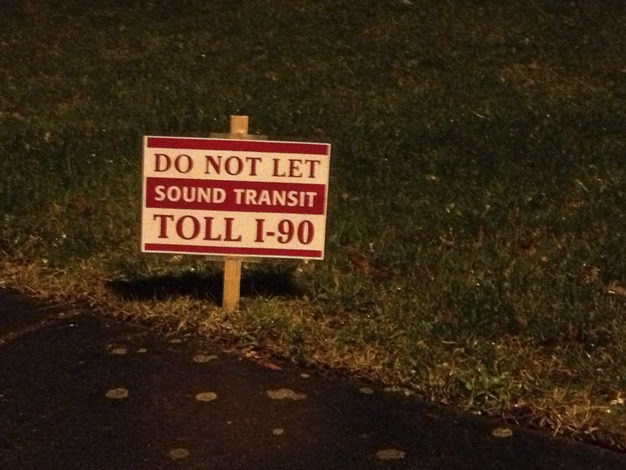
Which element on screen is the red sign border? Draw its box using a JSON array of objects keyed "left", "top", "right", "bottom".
[
  {"left": 146, "top": 136, "right": 330, "bottom": 156},
  {"left": 143, "top": 243, "right": 322, "bottom": 259},
  {"left": 142, "top": 136, "right": 330, "bottom": 260}
]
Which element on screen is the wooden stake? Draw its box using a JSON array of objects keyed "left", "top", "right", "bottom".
[
  {"left": 230, "top": 115, "right": 249, "bottom": 138},
  {"left": 223, "top": 255, "right": 242, "bottom": 313},
  {"left": 221, "top": 116, "right": 248, "bottom": 312}
]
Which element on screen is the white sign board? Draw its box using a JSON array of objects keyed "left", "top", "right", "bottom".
[{"left": 141, "top": 136, "right": 331, "bottom": 259}]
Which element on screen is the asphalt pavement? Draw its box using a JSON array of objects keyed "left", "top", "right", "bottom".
[{"left": 1, "top": 290, "right": 625, "bottom": 469}]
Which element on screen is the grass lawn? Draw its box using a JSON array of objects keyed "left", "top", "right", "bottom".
[{"left": 1, "top": 0, "right": 625, "bottom": 450}]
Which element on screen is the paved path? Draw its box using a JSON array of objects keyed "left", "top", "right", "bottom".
[{"left": 1, "top": 290, "right": 625, "bottom": 469}]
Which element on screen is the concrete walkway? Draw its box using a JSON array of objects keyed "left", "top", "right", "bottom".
[{"left": 1, "top": 290, "right": 625, "bottom": 469}]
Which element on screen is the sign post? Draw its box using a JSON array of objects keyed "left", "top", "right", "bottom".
[
  {"left": 222, "top": 116, "right": 247, "bottom": 312},
  {"left": 141, "top": 116, "right": 331, "bottom": 313}
]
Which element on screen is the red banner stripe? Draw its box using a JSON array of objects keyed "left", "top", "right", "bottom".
[{"left": 145, "top": 177, "right": 326, "bottom": 215}]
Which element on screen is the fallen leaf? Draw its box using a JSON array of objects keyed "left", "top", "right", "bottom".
[
  {"left": 245, "top": 351, "right": 282, "bottom": 370},
  {"left": 106, "top": 388, "right": 129, "bottom": 399},
  {"left": 168, "top": 448, "right": 190, "bottom": 460},
  {"left": 266, "top": 388, "right": 307, "bottom": 400},
  {"left": 48, "top": 202, "right": 64, "bottom": 216},
  {"left": 376, "top": 448, "right": 406, "bottom": 460},
  {"left": 193, "top": 354, "right": 217, "bottom": 363},
  {"left": 69, "top": 196, "right": 93, "bottom": 216},
  {"left": 492, "top": 427, "right": 514, "bottom": 438},
  {"left": 272, "top": 428, "right": 284, "bottom": 436},
  {"left": 257, "top": 358, "right": 282, "bottom": 370},
  {"left": 195, "top": 392, "right": 218, "bottom": 402},
  {"left": 607, "top": 281, "right": 626, "bottom": 297},
  {"left": 580, "top": 265, "right": 600, "bottom": 285},
  {"left": 359, "top": 387, "right": 374, "bottom": 395},
  {"left": 344, "top": 245, "right": 391, "bottom": 280},
  {"left": 109, "top": 347, "right": 128, "bottom": 355}
]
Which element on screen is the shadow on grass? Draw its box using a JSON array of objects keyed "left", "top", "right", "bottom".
[{"left": 106, "top": 267, "right": 305, "bottom": 305}]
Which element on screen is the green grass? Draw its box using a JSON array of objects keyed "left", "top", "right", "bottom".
[{"left": 1, "top": 0, "right": 625, "bottom": 449}]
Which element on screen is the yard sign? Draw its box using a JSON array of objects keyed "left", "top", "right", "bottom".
[{"left": 141, "top": 134, "right": 331, "bottom": 260}]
